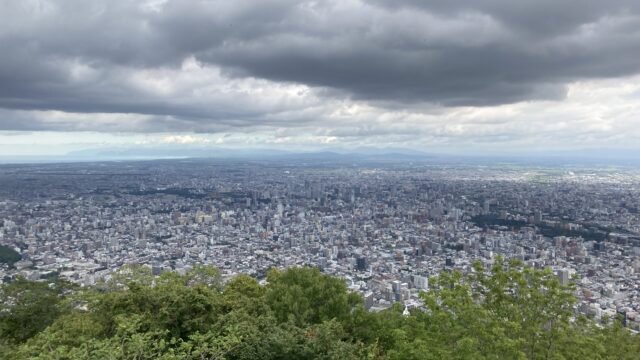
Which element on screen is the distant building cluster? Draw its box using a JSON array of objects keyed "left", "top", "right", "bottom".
[{"left": 1, "top": 159, "right": 639, "bottom": 329}]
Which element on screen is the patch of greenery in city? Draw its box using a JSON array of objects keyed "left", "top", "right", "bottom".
[
  {"left": 129, "top": 188, "right": 207, "bottom": 199},
  {"left": 0, "top": 245, "right": 21, "bottom": 266},
  {"left": 538, "top": 225, "right": 608, "bottom": 242},
  {"left": 471, "top": 215, "right": 609, "bottom": 241},
  {"left": 152, "top": 234, "right": 174, "bottom": 242},
  {"left": 0, "top": 260, "right": 638, "bottom": 359},
  {"left": 471, "top": 215, "right": 528, "bottom": 229},
  {"left": 444, "top": 243, "right": 465, "bottom": 252}
]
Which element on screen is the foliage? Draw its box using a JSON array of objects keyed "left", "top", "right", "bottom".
[
  {"left": 0, "top": 278, "right": 75, "bottom": 344},
  {"left": 0, "top": 264, "right": 637, "bottom": 359},
  {"left": 265, "top": 267, "right": 362, "bottom": 326},
  {"left": 0, "top": 244, "right": 21, "bottom": 266}
]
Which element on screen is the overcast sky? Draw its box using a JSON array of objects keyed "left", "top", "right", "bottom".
[{"left": 1, "top": 0, "right": 640, "bottom": 157}]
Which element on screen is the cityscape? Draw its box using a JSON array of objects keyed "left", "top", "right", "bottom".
[
  {"left": 1, "top": 156, "right": 638, "bottom": 330},
  {"left": 2, "top": 0, "right": 640, "bottom": 357}
]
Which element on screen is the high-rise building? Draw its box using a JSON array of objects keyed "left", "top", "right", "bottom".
[
  {"left": 356, "top": 256, "right": 367, "bottom": 271},
  {"left": 413, "top": 275, "right": 429, "bottom": 290},
  {"left": 558, "top": 269, "right": 570, "bottom": 286},
  {"left": 534, "top": 210, "right": 543, "bottom": 223},
  {"left": 446, "top": 257, "right": 454, "bottom": 267}
]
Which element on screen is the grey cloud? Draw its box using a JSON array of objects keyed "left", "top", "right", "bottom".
[
  {"left": 367, "top": 1, "right": 640, "bottom": 37},
  {"left": 201, "top": 0, "right": 640, "bottom": 105},
  {"left": 1, "top": 0, "right": 640, "bottom": 132}
]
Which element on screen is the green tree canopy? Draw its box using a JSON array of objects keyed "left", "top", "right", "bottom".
[
  {"left": 0, "top": 245, "right": 21, "bottom": 266},
  {"left": 0, "top": 264, "right": 637, "bottom": 359},
  {"left": 265, "top": 267, "right": 362, "bottom": 327}
]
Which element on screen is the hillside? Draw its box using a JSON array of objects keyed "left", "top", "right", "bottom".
[{"left": 0, "top": 259, "right": 638, "bottom": 359}]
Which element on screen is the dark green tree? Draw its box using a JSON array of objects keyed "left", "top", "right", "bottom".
[
  {"left": 265, "top": 267, "right": 362, "bottom": 327},
  {"left": 0, "top": 278, "right": 74, "bottom": 344},
  {"left": 2, "top": 263, "right": 639, "bottom": 360}
]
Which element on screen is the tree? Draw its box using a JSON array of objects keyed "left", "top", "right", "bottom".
[
  {"left": 0, "top": 278, "right": 74, "bottom": 345},
  {"left": 265, "top": 267, "right": 362, "bottom": 327},
  {"left": 0, "top": 245, "right": 21, "bottom": 266},
  {"left": 3, "top": 264, "right": 639, "bottom": 359},
  {"left": 414, "top": 257, "right": 578, "bottom": 359}
]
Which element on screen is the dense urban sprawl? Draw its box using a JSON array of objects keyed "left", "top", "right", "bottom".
[{"left": 1, "top": 158, "right": 639, "bottom": 330}]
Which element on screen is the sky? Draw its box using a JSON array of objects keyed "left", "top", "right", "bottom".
[{"left": 1, "top": 0, "right": 640, "bottom": 158}]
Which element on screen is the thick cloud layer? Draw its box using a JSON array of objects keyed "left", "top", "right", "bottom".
[{"left": 0, "top": 0, "right": 639, "bottom": 145}]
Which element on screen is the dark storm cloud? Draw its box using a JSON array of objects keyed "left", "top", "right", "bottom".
[
  {"left": 200, "top": 0, "right": 640, "bottom": 105},
  {"left": 367, "top": 1, "right": 639, "bottom": 37},
  {"left": 1, "top": 0, "right": 640, "bottom": 131}
]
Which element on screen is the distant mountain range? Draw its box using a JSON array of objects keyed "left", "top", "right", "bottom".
[{"left": 1, "top": 146, "right": 638, "bottom": 166}]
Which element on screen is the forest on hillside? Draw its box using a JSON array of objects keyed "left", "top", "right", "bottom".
[{"left": 1, "top": 258, "right": 638, "bottom": 360}]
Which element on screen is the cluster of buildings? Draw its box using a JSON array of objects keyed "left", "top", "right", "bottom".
[{"left": 0, "top": 159, "right": 639, "bottom": 329}]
